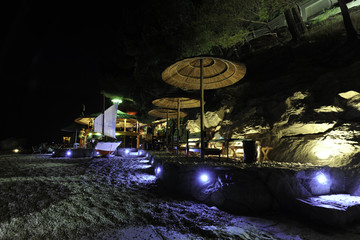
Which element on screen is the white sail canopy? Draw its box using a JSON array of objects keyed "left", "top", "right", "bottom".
[
  {"left": 93, "top": 103, "right": 118, "bottom": 138},
  {"left": 94, "top": 113, "right": 103, "bottom": 134}
]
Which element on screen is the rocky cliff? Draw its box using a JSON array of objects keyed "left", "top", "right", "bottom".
[{"left": 185, "top": 43, "right": 360, "bottom": 167}]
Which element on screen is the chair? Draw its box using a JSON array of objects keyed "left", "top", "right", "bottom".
[{"left": 32, "top": 145, "right": 42, "bottom": 154}]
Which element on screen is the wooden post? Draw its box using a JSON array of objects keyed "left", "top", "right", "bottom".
[
  {"left": 200, "top": 58, "right": 205, "bottom": 161},
  {"left": 177, "top": 98, "right": 180, "bottom": 154},
  {"left": 338, "top": 0, "right": 358, "bottom": 41},
  {"left": 226, "top": 140, "right": 229, "bottom": 160},
  {"left": 123, "top": 119, "right": 126, "bottom": 147},
  {"left": 102, "top": 93, "right": 105, "bottom": 139},
  {"left": 166, "top": 110, "right": 169, "bottom": 150},
  {"left": 136, "top": 121, "right": 139, "bottom": 148},
  {"left": 186, "top": 130, "right": 189, "bottom": 158}
]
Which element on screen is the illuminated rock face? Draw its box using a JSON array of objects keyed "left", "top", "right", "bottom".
[
  {"left": 271, "top": 90, "right": 360, "bottom": 166},
  {"left": 186, "top": 106, "right": 228, "bottom": 133},
  {"left": 185, "top": 61, "right": 360, "bottom": 166}
]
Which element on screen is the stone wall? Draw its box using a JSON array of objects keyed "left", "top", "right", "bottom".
[{"left": 149, "top": 152, "right": 360, "bottom": 207}]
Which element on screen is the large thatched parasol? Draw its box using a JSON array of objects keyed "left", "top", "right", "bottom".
[
  {"left": 162, "top": 57, "right": 246, "bottom": 159},
  {"left": 152, "top": 97, "right": 200, "bottom": 152}
]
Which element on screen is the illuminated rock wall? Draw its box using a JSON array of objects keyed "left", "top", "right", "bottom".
[{"left": 185, "top": 61, "right": 360, "bottom": 166}]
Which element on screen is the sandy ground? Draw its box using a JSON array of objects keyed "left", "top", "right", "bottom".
[{"left": 1, "top": 154, "right": 360, "bottom": 239}]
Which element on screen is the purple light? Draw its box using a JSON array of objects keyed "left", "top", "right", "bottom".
[
  {"left": 66, "top": 150, "right": 72, "bottom": 156},
  {"left": 316, "top": 173, "right": 328, "bottom": 185},
  {"left": 125, "top": 149, "right": 130, "bottom": 154},
  {"left": 155, "top": 166, "right": 162, "bottom": 177},
  {"left": 199, "top": 173, "right": 210, "bottom": 184}
]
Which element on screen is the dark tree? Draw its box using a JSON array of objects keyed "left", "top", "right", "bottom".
[
  {"left": 338, "top": 0, "right": 358, "bottom": 42},
  {"left": 284, "top": 4, "right": 307, "bottom": 42}
]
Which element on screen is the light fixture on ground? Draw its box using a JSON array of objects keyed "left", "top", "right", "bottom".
[
  {"left": 155, "top": 166, "right": 162, "bottom": 177},
  {"left": 66, "top": 150, "right": 72, "bottom": 157},
  {"left": 198, "top": 171, "right": 211, "bottom": 184},
  {"left": 316, "top": 172, "right": 328, "bottom": 185}
]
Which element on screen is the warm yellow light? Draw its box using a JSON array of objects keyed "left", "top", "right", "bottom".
[
  {"left": 13, "top": 149, "right": 20, "bottom": 153},
  {"left": 235, "top": 149, "right": 244, "bottom": 154},
  {"left": 338, "top": 90, "right": 359, "bottom": 99},
  {"left": 313, "top": 138, "right": 355, "bottom": 160},
  {"left": 316, "top": 150, "right": 331, "bottom": 160}
]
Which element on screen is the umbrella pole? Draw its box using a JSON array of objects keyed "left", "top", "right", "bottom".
[
  {"left": 74, "top": 129, "right": 78, "bottom": 148},
  {"left": 177, "top": 98, "right": 180, "bottom": 155},
  {"left": 200, "top": 58, "right": 205, "bottom": 161},
  {"left": 166, "top": 110, "right": 169, "bottom": 151}
]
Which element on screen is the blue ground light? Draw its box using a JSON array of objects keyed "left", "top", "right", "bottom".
[{"left": 316, "top": 172, "right": 328, "bottom": 185}]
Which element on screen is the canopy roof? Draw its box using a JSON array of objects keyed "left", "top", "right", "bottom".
[
  {"left": 162, "top": 57, "right": 246, "bottom": 90},
  {"left": 148, "top": 108, "right": 187, "bottom": 119},
  {"left": 152, "top": 97, "right": 200, "bottom": 109},
  {"left": 75, "top": 110, "right": 137, "bottom": 126}
]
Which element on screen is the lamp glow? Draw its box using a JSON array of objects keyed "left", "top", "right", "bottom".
[
  {"left": 199, "top": 172, "right": 211, "bottom": 184},
  {"left": 111, "top": 98, "right": 123, "bottom": 104},
  {"left": 66, "top": 150, "right": 72, "bottom": 156},
  {"left": 200, "top": 174, "right": 209, "bottom": 182},
  {"left": 155, "top": 166, "right": 162, "bottom": 177},
  {"left": 316, "top": 173, "right": 328, "bottom": 185},
  {"left": 316, "top": 150, "right": 331, "bottom": 160}
]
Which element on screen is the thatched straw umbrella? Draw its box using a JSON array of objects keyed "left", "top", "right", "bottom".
[
  {"left": 162, "top": 57, "right": 246, "bottom": 160},
  {"left": 152, "top": 97, "right": 200, "bottom": 152}
]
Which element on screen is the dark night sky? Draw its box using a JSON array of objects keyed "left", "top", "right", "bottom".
[{"left": 0, "top": 2, "right": 143, "bottom": 146}]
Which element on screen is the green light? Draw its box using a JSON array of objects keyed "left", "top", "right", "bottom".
[{"left": 111, "top": 98, "right": 123, "bottom": 104}]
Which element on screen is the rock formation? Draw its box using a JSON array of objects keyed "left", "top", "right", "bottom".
[{"left": 185, "top": 61, "right": 360, "bottom": 167}]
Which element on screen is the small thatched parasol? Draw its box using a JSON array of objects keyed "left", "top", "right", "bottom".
[
  {"left": 75, "top": 110, "right": 136, "bottom": 125},
  {"left": 149, "top": 108, "right": 187, "bottom": 148},
  {"left": 148, "top": 108, "right": 187, "bottom": 119},
  {"left": 152, "top": 97, "right": 200, "bottom": 152},
  {"left": 152, "top": 97, "right": 200, "bottom": 109},
  {"left": 162, "top": 57, "right": 246, "bottom": 160}
]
